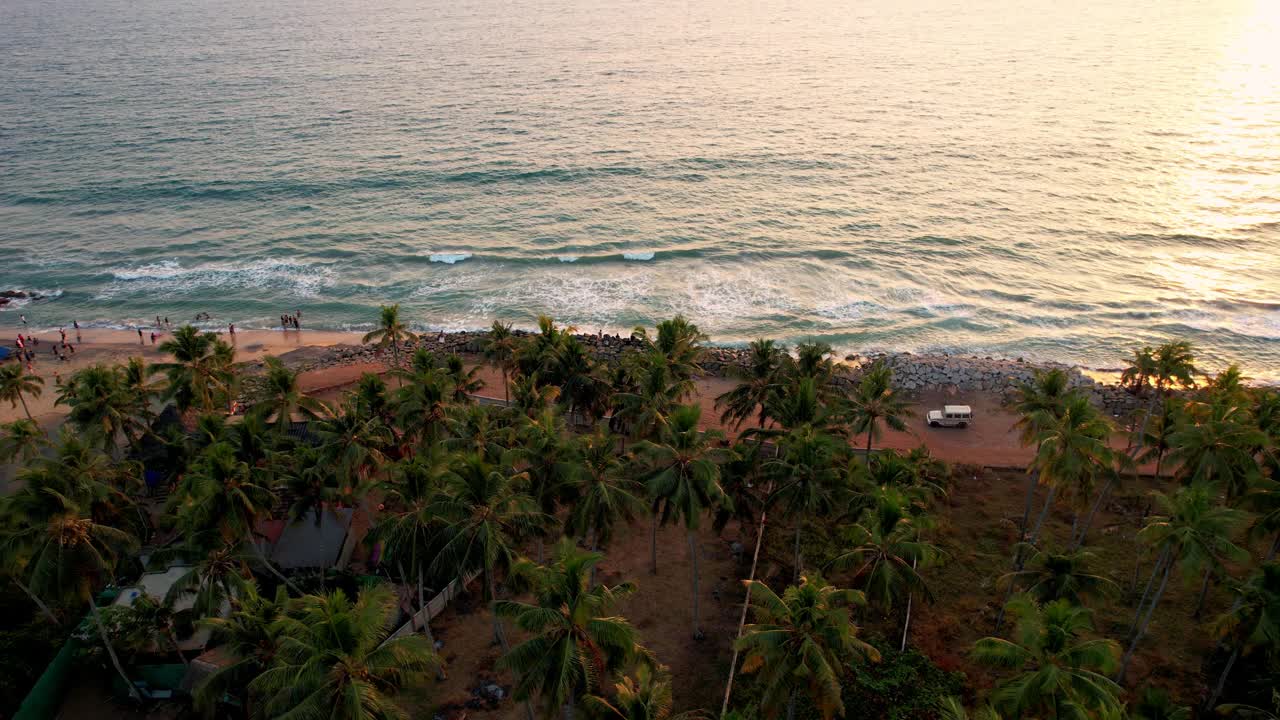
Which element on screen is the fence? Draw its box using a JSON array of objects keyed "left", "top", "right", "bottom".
[{"left": 384, "top": 570, "right": 481, "bottom": 642}]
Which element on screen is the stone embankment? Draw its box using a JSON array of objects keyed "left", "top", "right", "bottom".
[{"left": 307, "top": 331, "right": 1143, "bottom": 417}]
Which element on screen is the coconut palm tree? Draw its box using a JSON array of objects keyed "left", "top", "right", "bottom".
[
  {"left": 972, "top": 596, "right": 1122, "bottom": 718},
  {"left": 484, "top": 321, "right": 519, "bottom": 404},
  {"left": 172, "top": 442, "right": 300, "bottom": 593},
  {"left": 194, "top": 580, "right": 290, "bottom": 713},
  {"left": 252, "top": 584, "right": 439, "bottom": 720},
  {"left": 631, "top": 315, "right": 707, "bottom": 383},
  {"left": 56, "top": 364, "right": 144, "bottom": 453},
  {"left": 1119, "top": 483, "right": 1248, "bottom": 682},
  {"left": 1242, "top": 477, "right": 1280, "bottom": 562},
  {"left": 998, "top": 546, "right": 1117, "bottom": 606},
  {"left": 496, "top": 540, "right": 649, "bottom": 720},
  {"left": 565, "top": 430, "right": 646, "bottom": 566},
  {"left": 717, "top": 339, "right": 788, "bottom": 430},
  {"left": 513, "top": 372, "right": 562, "bottom": 419},
  {"left": 584, "top": 664, "right": 707, "bottom": 720},
  {"left": 514, "top": 408, "right": 577, "bottom": 562},
  {"left": 792, "top": 342, "right": 837, "bottom": 388},
  {"left": 735, "top": 575, "right": 879, "bottom": 720},
  {"left": 0, "top": 418, "right": 48, "bottom": 464},
  {"left": 1168, "top": 398, "right": 1264, "bottom": 500},
  {"left": 427, "top": 453, "right": 544, "bottom": 650},
  {"left": 555, "top": 339, "right": 611, "bottom": 422},
  {"left": 1206, "top": 562, "right": 1280, "bottom": 709},
  {"left": 440, "top": 353, "right": 484, "bottom": 403},
  {"left": 313, "top": 402, "right": 393, "bottom": 489},
  {"left": 156, "top": 325, "right": 236, "bottom": 413},
  {"left": 764, "top": 424, "right": 841, "bottom": 580},
  {"left": 614, "top": 355, "right": 695, "bottom": 442},
  {"left": 249, "top": 356, "right": 330, "bottom": 429},
  {"left": 845, "top": 361, "right": 911, "bottom": 466},
  {"left": 829, "top": 488, "right": 939, "bottom": 648},
  {"left": 395, "top": 366, "right": 452, "bottom": 445},
  {"left": 363, "top": 304, "right": 418, "bottom": 369},
  {"left": 112, "top": 592, "right": 189, "bottom": 665},
  {"left": 6, "top": 495, "right": 141, "bottom": 698},
  {"left": 1009, "top": 369, "right": 1073, "bottom": 541},
  {"left": 634, "top": 404, "right": 727, "bottom": 638},
  {"left": 444, "top": 403, "right": 515, "bottom": 463},
  {"left": 1121, "top": 346, "right": 1157, "bottom": 398},
  {"left": 0, "top": 361, "right": 43, "bottom": 421},
  {"left": 1027, "top": 393, "right": 1116, "bottom": 548},
  {"left": 166, "top": 541, "right": 253, "bottom": 619},
  {"left": 1132, "top": 686, "right": 1191, "bottom": 720}
]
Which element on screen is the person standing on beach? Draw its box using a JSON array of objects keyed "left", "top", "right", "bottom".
[
  {"left": 150, "top": 332, "right": 157, "bottom": 345},
  {"left": 137, "top": 328, "right": 144, "bottom": 343},
  {"left": 59, "top": 328, "right": 66, "bottom": 344},
  {"left": 229, "top": 323, "right": 236, "bottom": 338},
  {"left": 294, "top": 312, "right": 301, "bottom": 330},
  {"left": 19, "top": 314, "right": 26, "bottom": 326}
]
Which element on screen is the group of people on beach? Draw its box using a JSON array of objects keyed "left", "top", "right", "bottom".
[
  {"left": 281, "top": 310, "right": 302, "bottom": 330},
  {"left": 12, "top": 321, "right": 83, "bottom": 375}
]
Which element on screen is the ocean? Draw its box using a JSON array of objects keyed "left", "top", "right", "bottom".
[{"left": 2, "top": 0, "right": 1278, "bottom": 377}]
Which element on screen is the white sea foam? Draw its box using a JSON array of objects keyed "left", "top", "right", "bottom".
[
  {"left": 557, "top": 255, "right": 579, "bottom": 263},
  {"left": 99, "top": 259, "right": 334, "bottom": 299},
  {"left": 623, "top": 251, "right": 655, "bottom": 261},
  {"left": 428, "top": 253, "right": 473, "bottom": 264}
]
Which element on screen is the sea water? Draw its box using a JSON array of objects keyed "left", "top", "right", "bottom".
[{"left": 1, "top": 0, "right": 1278, "bottom": 377}]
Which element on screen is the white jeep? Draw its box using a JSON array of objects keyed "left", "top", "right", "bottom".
[{"left": 927, "top": 404, "right": 972, "bottom": 428}]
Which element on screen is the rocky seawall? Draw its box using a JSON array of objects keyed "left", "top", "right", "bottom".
[{"left": 308, "top": 330, "right": 1144, "bottom": 417}]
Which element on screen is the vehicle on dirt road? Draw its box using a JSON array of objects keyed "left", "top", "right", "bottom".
[{"left": 927, "top": 404, "right": 972, "bottom": 428}]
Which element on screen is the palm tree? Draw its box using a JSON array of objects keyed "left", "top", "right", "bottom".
[
  {"left": 6, "top": 495, "right": 141, "bottom": 698},
  {"left": 765, "top": 425, "right": 841, "bottom": 580},
  {"left": 252, "top": 584, "right": 439, "bottom": 720},
  {"left": 1030, "top": 393, "right": 1116, "bottom": 548},
  {"left": 313, "top": 404, "right": 392, "bottom": 489},
  {"left": 1009, "top": 369, "right": 1073, "bottom": 542},
  {"left": 496, "top": 540, "right": 649, "bottom": 720},
  {"left": 998, "top": 546, "right": 1117, "bottom": 606},
  {"left": 736, "top": 575, "right": 879, "bottom": 720},
  {"left": 156, "top": 325, "right": 236, "bottom": 413},
  {"left": 427, "top": 453, "right": 544, "bottom": 650},
  {"left": 793, "top": 341, "right": 836, "bottom": 388},
  {"left": 514, "top": 408, "right": 577, "bottom": 562},
  {"left": 566, "top": 430, "right": 646, "bottom": 571},
  {"left": 0, "top": 361, "right": 43, "bottom": 421},
  {"left": 717, "top": 339, "right": 788, "bottom": 430},
  {"left": 484, "top": 321, "right": 519, "bottom": 404},
  {"left": 513, "top": 372, "right": 562, "bottom": 418},
  {"left": 634, "top": 404, "right": 727, "bottom": 638},
  {"left": 443, "top": 353, "right": 484, "bottom": 403},
  {"left": 56, "top": 364, "right": 144, "bottom": 453},
  {"left": 1119, "top": 483, "right": 1248, "bottom": 682},
  {"left": 845, "top": 361, "right": 911, "bottom": 466},
  {"left": 363, "top": 304, "right": 418, "bottom": 369},
  {"left": 829, "top": 488, "right": 939, "bottom": 648},
  {"left": 518, "top": 315, "right": 573, "bottom": 380},
  {"left": 1168, "top": 398, "right": 1264, "bottom": 500},
  {"left": 114, "top": 593, "right": 189, "bottom": 665},
  {"left": 1120, "top": 346, "right": 1157, "bottom": 398},
  {"left": 172, "top": 442, "right": 300, "bottom": 593},
  {"left": 0, "top": 418, "right": 48, "bottom": 464},
  {"left": 614, "top": 355, "right": 695, "bottom": 442},
  {"left": 632, "top": 315, "right": 707, "bottom": 383},
  {"left": 584, "top": 664, "right": 707, "bottom": 720},
  {"left": 194, "top": 580, "right": 290, "bottom": 713},
  {"left": 1242, "top": 477, "right": 1280, "bottom": 562},
  {"left": 556, "top": 339, "right": 611, "bottom": 422},
  {"left": 1206, "top": 562, "right": 1280, "bottom": 709},
  {"left": 972, "top": 596, "right": 1122, "bottom": 718},
  {"left": 395, "top": 366, "right": 451, "bottom": 445},
  {"left": 166, "top": 541, "right": 253, "bottom": 619},
  {"left": 249, "top": 356, "right": 330, "bottom": 429}
]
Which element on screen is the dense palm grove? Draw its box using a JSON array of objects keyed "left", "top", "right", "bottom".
[{"left": 0, "top": 308, "right": 1278, "bottom": 720}]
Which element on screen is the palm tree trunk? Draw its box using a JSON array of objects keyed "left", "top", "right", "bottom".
[
  {"left": 1154, "top": 450, "right": 1164, "bottom": 480},
  {"left": 316, "top": 509, "right": 325, "bottom": 592},
  {"left": 588, "top": 527, "right": 599, "bottom": 588},
  {"left": 487, "top": 571, "right": 509, "bottom": 652},
  {"left": 650, "top": 513, "right": 660, "bottom": 575},
  {"left": 1193, "top": 565, "right": 1213, "bottom": 619},
  {"left": 900, "top": 558, "right": 918, "bottom": 652},
  {"left": 19, "top": 393, "right": 33, "bottom": 421},
  {"left": 1130, "top": 546, "right": 1171, "bottom": 636},
  {"left": 1073, "top": 475, "right": 1115, "bottom": 549},
  {"left": 14, "top": 577, "right": 57, "bottom": 623},
  {"left": 1017, "top": 471, "right": 1039, "bottom": 540},
  {"left": 419, "top": 566, "right": 446, "bottom": 680},
  {"left": 688, "top": 529, "right": 702, "bottom": 640},
  {"left": 536, "top": 537, "right": 544, "bottom": 565},
  {"left": 1118, "top": 551, "right": 1174, "bottom": 683},
  {"left": 864, "top": 429, "right": 874, "bottom": 468},
  {"left": 1206, "top": 646, "right": 1240, "bottom": 711},
  {"left": 786, "top": 690, "right": 797, "bottom": 720},
  {"left": 1027, "top": 484, "right": 1057, "bottom": 550},
  {"left": 90, "top": 597, "right": 141, "bottom": 701},
  {"left": 563, "top": 693, "right": 575, "bottom": 720},
  {"left": 502, "top": 368, "right": 509, "bottom": 405},
  {"left": 249, "top": 538, "right": 302, "bottom": 595},
  {"left": 793, "top": 524, "right": 802, "bottom": 583},
  {"left": 1266, "top": 531, "right": 1280, "bottom": 563}
]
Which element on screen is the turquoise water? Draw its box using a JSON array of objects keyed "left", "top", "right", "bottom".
[{"left": 2, "top": 0, "right": 1278, "bottom": 376}]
